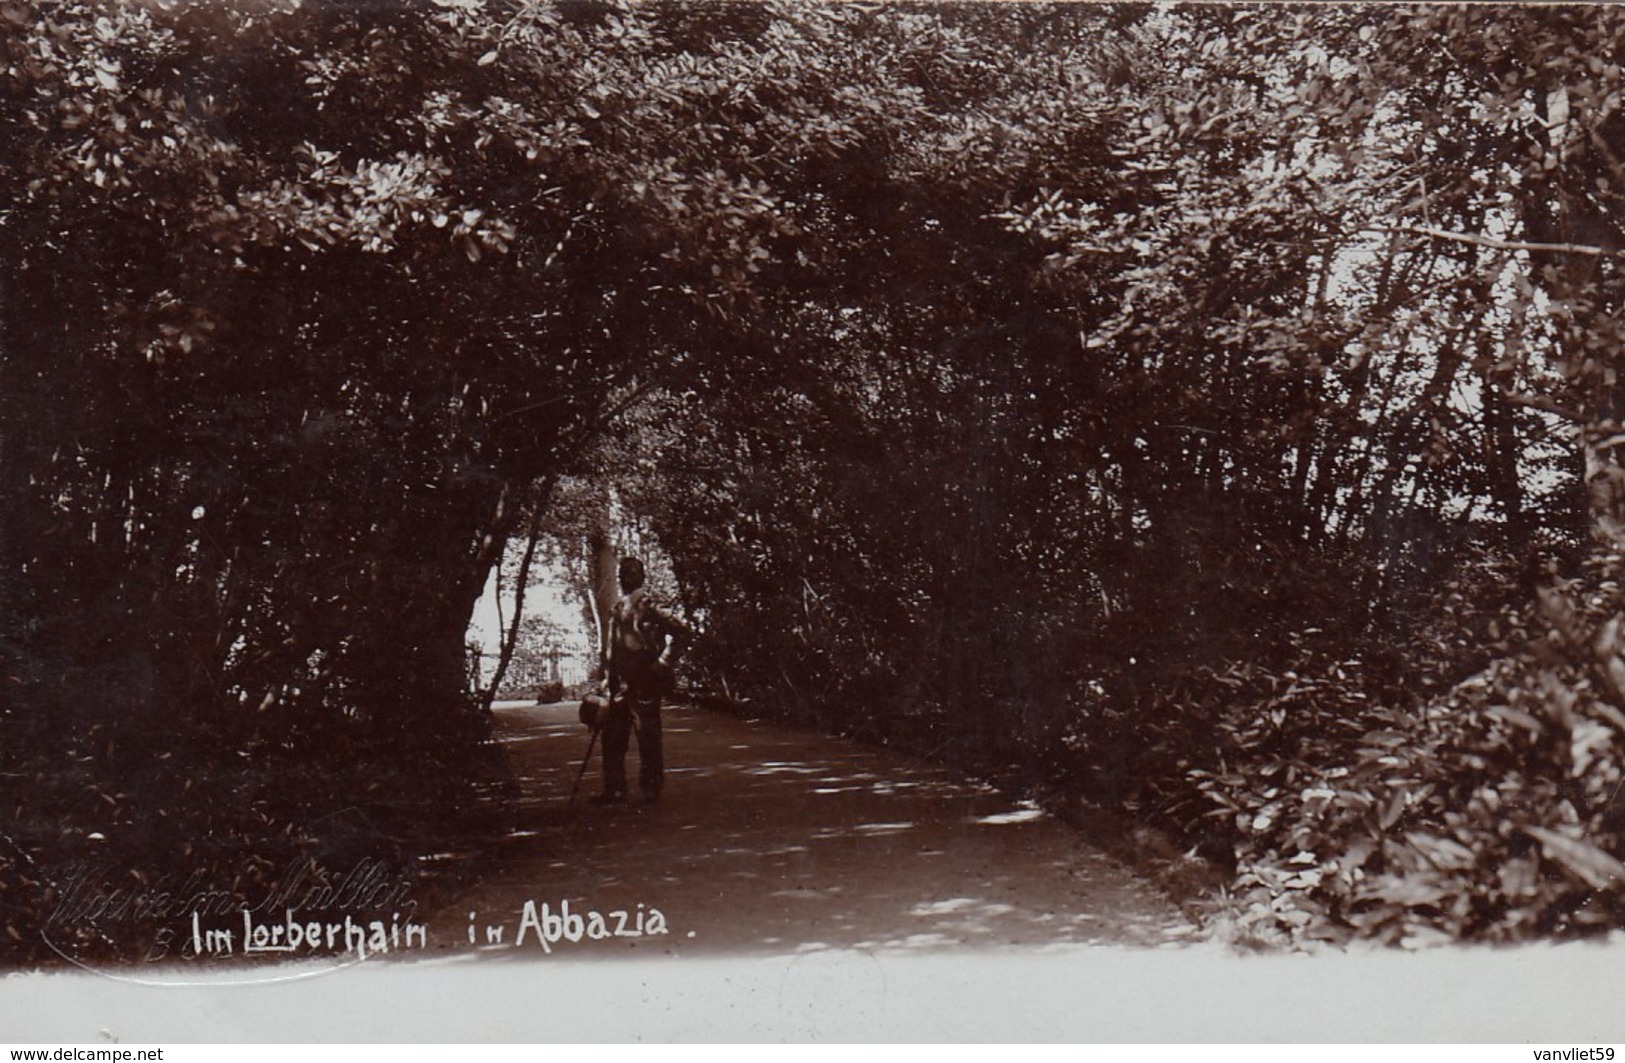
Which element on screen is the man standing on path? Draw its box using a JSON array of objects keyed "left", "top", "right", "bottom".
[{"left": 595, "top": 556, "right": 689, "bottom": 805}]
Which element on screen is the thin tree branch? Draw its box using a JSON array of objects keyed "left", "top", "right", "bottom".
[
  {"left": 1500, "top": 389, "right": 1585, "bottom": 424},
  {"left": 1372, "top": 224, "right": 1625, "bottom": 260}
]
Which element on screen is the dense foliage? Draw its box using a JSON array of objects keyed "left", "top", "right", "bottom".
[{"left": 6, "top": 1, "right": 1625, "bottom": 960}]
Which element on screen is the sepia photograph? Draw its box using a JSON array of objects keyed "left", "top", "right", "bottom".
[{"left": 5, "top": 0, "right": 1625, "bottom": 1043}]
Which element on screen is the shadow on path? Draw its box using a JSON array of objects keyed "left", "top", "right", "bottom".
[{"left": 423, "top": 700, "right": 1194, "bottom": 959}]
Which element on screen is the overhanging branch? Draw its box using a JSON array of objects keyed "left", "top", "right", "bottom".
[
  {"left": 1501, "top": 389, "right": 1584, "bottom": 423},
  {"left": 1372, "top": 224, "right": 1625, "bottom": 260}
]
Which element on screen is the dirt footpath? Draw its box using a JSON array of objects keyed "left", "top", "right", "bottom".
[{"left": 423, "top": 700, "right": 1195, "bottom": 958}]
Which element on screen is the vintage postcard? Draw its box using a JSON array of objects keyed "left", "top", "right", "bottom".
[{"left": 5, "top": 0, "right": 1625, "bottom": 1043}]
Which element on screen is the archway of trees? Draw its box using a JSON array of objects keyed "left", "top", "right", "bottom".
[{"left": 7, "top": 1, "right": 1625, "bottom": 957}]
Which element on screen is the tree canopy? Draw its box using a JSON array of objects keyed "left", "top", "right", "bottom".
[{"left": 7, "top": 1, "right": 1625, "bottom": 959}]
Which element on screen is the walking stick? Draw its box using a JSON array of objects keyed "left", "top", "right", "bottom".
[
  {"left": 569, "top": 690, "right": 612, "bottom": 806},
  {"left": 569, "top": 725, "right": 599, "bottom": 807}
]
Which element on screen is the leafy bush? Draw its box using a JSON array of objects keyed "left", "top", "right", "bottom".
[{"left": 1169, "top": 547, "right": 1625, "bottom": 946}]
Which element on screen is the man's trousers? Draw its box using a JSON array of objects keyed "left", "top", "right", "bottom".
[{"left": 600, "top": 685, "right": 663, "bottom": 799}]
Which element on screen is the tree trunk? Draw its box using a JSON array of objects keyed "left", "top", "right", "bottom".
[
  {"left": 481, "top": 514, "right": 544, "bottom": 712},
  {"left": 586, "top": 523, "right": 619, "bottom": 679}
]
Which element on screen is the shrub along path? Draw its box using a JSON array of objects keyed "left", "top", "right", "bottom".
[{"left": 421, "top": 700, "right": 1195, "bottom": 958}]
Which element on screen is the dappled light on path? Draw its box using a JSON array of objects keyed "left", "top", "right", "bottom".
[{"left": 424, "top": 701, "right": 1192, "bottom": 957}]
